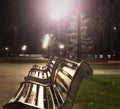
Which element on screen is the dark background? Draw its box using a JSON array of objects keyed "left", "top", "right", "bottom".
[{"left": 0, "top": 0, "right": 50, "bottom": 53}]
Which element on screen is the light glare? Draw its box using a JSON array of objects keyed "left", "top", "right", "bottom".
[
  {"left": 50, "top": 0, "right": 72, "bottom": 19},
  {"left": 59, "top": 44, "right": 65, "bottom": 49},
  {"left": 113, "top": 27, "right": 117, "bottom": 30},
  {"left": 22, "top": 45, "right": 27, "bottom": 51},
  {"left": 43, "top": 34, "right": 50, "bottom": 49},
  {"left": 5, "top": 47, "right": 9, "bottom": 51}
]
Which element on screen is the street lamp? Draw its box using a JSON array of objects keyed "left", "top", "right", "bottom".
[
  {"left": 43, "top": 34, "right": 50, "bottom": 49},
  {"left": 59, "top": 44, "right": 65, "bottom": 49},
  {"left": 113, "top": 26, "right": 117, "bottom": 30},
  {"left": 21, "top": 45, "right": 27, "bottom": 56},
  {"left": 43, "top": 34, "right": 50, "bottom": 57},
  {"left": 50, "top": 0, "right": 72, "bottom": 20},
  {"left": 50, "top": 0, "right": 72, "bottom": 57},
  {"left": 5, "top": 47, "right": 9, "bottom": 51},
  {"left": 77, "top": 3, "right": 81, "bottom": 62},
  {"left": 5, "top": 47, "right": 9, "bottom": 56},
  {"left": 59, "top": 44, "right": 65, "bottom": 57}
]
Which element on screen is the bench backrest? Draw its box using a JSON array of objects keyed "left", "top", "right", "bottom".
[
  {"left": 31, "top": 56, "right": 57, "bottom": 71},
  {"left": 28, "top": 56, "right": 60, "bottom": 79},
  {"left": 47, "top": 58, "right": 93, "bottom": 109}
]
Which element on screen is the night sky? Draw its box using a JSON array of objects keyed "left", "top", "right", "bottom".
[
  {"left": 0, "top": 0, "right": 50, "bottom": 53},
  {"left": 0, "top": 0, "right": 120, "bottom": 55}
]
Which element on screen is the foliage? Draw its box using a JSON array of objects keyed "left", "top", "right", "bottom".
[
  {"left": 89, "top": 0, "right": 120, "bottom": 59},
  {"left": 47, "top": 35, "right": 59, "bottom": 57},
  {"left": 65, "top": 0, "right": 120, "bottom": 60},
  {"left": 65, "top": 14, "right": 78, "bottom": 59},
  {"left": 65, "top": 4, "right": 95, "bottom": 60}
]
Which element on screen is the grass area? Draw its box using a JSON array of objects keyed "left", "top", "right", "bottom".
[
  {"left": 74, "top": 75, "right": 120, "bottom": 109},
  {"left": 0, "top": 57, "right": 48, "bottom": 63}
]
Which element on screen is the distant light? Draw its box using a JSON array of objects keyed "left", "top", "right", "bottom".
[
  {"left": 113, "top": 27, "right": 117, "bottom": 30},
  {"left": 43, "top": 34, "right": 50, "bottom": 49},
  {"left": 50, "top": 34, "right": 53, "bottom": 37},
  {"left": 21, "top": 45, "right": 27, "bottom": 51},
  {"left": 59, "top": 44, "right": 65, "bottom": 49},
  {"left": 5, "top": 47, "right": 9, "bottom": 51}
]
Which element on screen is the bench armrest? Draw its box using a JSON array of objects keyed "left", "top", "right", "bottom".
[{"left": 24, "top": 76, "right": 52, "bottom": 85}]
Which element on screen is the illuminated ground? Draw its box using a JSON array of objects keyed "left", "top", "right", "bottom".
[{"left": 0, "top": 63, "right": 45, "bottom": 109}]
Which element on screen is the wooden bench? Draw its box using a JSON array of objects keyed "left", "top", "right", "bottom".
[
  {"left": 30, "top": 56, "right": 59, "bottom": 73},
  {"left": 3, "top": 58, "right": 93, "bottom": 109},
  {"left": 24, "top": 56, "right": 60, "bottom": 84}
]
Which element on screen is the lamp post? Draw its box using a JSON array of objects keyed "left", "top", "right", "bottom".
[
  {"left": 76, "top": 0, "right": 82, "bottom": 62},
  {"left": 43, "top": 34, "right": 50, "bottom": 57},
  {"left": 112, "top": 26, "right": 117, "bottom": 58},
  {"left": 5, "top": 47, "right": 9, "bottom": 51},
  {"left": 21, "top": 45, "right": 27, "bottom": 56},
  {"left": 50, "top": 0, "right": 72, "bottom": 57},
  {"left": 113, "top": 26, "right": 117, "bottom": 30},
  {"left": 5, "top": 47, "right": 9, "bottom": 56},
  {"left": 59, "top": 44, "right": 65, "bottom": 57}
]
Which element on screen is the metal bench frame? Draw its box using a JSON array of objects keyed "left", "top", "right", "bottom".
[
  {"left": 3, "top": 57, "right": 93, "bottom": 109},
  {"left": 25, "top": 56, "right": 61, "bottom": 84}
]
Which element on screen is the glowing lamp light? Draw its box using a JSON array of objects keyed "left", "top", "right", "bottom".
[
  {"left": 43, "top": 34, "right": 50, "bottom": 49},
  {"left": 113, "top": 26, "right": 117, "bottom": 30},
  {"left": 22, "top": 45, "right": 27, "bottom": 51},
  {"left": 50, "top": 0, "right": 72, "bottom": 19},
  {"left": 59, "top": 44, "right": 65, "bottom": 49},
  {"left": 5, "top": 47, "right": 9, "bottom": 51}
]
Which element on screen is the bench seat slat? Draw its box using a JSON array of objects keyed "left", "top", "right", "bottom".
[
  {"left": 54, "top": 85, "right": 64, "bottom": 103},
  {"left": 25, "top": 84, "right": 37, "bottom": 105},
  {"left": 37, "top": 86, "right": 44, "bottom": 108},
  {"left": 25, "top": 57, "right": 59, "bottom": 83},
  {"left": 62, "top": 67, "right": 76, "bottom": 77},
  {"left": 18, "top": 83, "right": 31, "bottom": 103},
  {"left": 47, "top": 87, "right": 56, "bottom": 109},
  {"left": 53, "top": 85, "right": 64, "bottom": 105},
  {"left": 57, "top": 71, "right": 71, "bottom": 87}
]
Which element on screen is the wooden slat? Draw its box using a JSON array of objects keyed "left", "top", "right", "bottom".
[
  {"left": 37, "top": 86, "right": 44, "bottom": 108},
  {"left": 58, "top": 71, "right": 71, "bottom": 87},
  {"left": 18, "top": 83, "right": 31, "bottom": 102},
  {"left": 63, "top": 66, "right": 76, "bottom": 77},
  {"left": 48, "top": 87, "right": 56, "bottom": 109},
  {"left": 26, "top": 84, "right": 37, "bottom": 105}
]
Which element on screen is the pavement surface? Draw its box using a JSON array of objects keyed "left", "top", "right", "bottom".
[
  {"left": 0, "top": 63, "right": 45, "bottom": 109},
  {"left": 0, "top": 63, "right": 119, "bottom": 109},
  {"left": 94, "top": 69, "right": 120, "bottom": 75}
]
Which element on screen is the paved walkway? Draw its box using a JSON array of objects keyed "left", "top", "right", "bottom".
[
  {"left": 0, "top": 63, "right": 45, "bottom": 109},
  {"left": 94, "top": 69, "right": 120, "bottom": 75}
]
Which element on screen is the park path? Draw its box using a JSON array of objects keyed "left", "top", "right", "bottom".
[
  {"left": 0, "top": 63, "right": 45, "bottom": 109},
  {"left": 0, "top": 63, "right": 119, "bottom": 109},
  {"left": 94, "top": 69, "right": 120, "bottom": 75}
]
